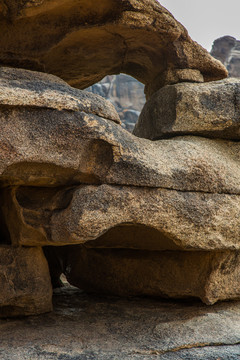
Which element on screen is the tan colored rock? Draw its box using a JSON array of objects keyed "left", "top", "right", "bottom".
[
  {"left": 65, "top": 247, "right": 240, "bottom": 305},
  {"left": 0, "top": 0, "right": 227, "bottom": 97},
  {"left": 134, "top": 79, "right": 240, "bottom": 140},
  {"left": 2, "top": 185, "right": 240, "bottom": 250},
  {"left": 0, "top": 67, "right": 239, "bottom": 308},
  {"left": 0, "top": 68, "right": 239, "bottom": 194},
  {"left": 146, "top": 69, "right": 204, "bottom": 98},
  {"left": 0, "top": 67, "right": 120, "bottom": 122},
  {"left": 0, "top": 246, "right": 52, "bottom": 317}
]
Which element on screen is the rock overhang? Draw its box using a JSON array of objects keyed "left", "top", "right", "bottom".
[{"left": 0, "top": 0, "right": 227, "bottom": 98}]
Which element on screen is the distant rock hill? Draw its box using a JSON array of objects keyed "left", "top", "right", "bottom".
[
  {"left": 211, "top": 36, "right": 240, "bottom": 78},
  {"left": 87, "top": 74, "right": 145, "bottom": 132}
]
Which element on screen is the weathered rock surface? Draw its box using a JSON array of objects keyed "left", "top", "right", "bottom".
[
  {"left": 0, "top": 288, "right": 240, "bottom": 359},
  {"left": 0, "top": 68, "right": 239, "bottom": 194},
  {"left": 65, "top": 247, "right": 240, "bottom": 304},
  {"left": 3, "top": 185, "right": 240, "bottom": 250},
  {"left": 87, "top": 74, "right": 145, "bottom": 131},
  {"left": 211, "top": 36, "right": 240, "bottom": 78},
  {"left": 0, "top": 66, "right": 239, "bottom": 310},
  {"left": 0, "top": 67, "right": 120, "bottom": 122},
  {"left": 134, "top": 79, "right": 240, "bottom": 140},
  {"left": 0, "top": 0, "right": 227, "bottom": 97},
  {"left": 0, "top": 246, "right": 52, "bottom": 317}
]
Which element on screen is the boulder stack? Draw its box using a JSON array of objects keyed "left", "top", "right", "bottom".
[
  {"left": 0, "top": 0, "right": 238, "bottom": 317},
  {"left": 0, "top": 65, "right": 239, "bottom": 315}
]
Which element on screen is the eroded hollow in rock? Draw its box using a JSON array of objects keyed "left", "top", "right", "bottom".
[
  {"left": 43, "top": 223, "right": 181, "bottom": 289},
  {"left": 85, "top": 224, "right": 182, "bottom": 251}
]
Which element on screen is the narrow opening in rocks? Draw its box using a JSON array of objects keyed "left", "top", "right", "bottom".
[
  {"left": 43, "top": 224, "right": 181, "bottom": 291},
  {"left": 86, "top": 74, "right": 145, "bottom": 132},
  {"left": 0, "top": 190, "right": 11, "bottom": 244}
]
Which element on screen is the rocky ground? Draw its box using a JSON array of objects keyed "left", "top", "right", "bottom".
[{"left": 1, "top": 285, "right": 240, "bottom": 360}]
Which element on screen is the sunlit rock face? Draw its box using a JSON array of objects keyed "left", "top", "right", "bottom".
[{"left": 211, "top": 36, "right": 240, "bottom": 78}]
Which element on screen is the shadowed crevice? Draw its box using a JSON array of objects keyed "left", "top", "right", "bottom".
[{"left": 0, "top": 189, "right": 11, "bottom": 244}]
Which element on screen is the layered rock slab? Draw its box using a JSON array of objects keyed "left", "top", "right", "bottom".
[
  {"left": 65, "top": 247, "right": 240, "bottom": 305},
  {"left": 0, "top": 68, "right": 239, "bottom": 194},
  {"left": 3, "top": 185, "right": 240, "bottom": 251},
  {"left": 0, "top": 0, "right": 227, "bottom": 97},
  {"left": 0, "top": 67, "right": 120, "bottom": 122},
  {"left": 0, "top": 246, "right": 52, "bottom": 317},
  {"left": 134, "top": 79, "right": 240, "bottom": 140}
]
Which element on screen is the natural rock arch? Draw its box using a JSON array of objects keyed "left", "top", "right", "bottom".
[{"left": 0, "top": 0, "right": 227, "bottom": 97}]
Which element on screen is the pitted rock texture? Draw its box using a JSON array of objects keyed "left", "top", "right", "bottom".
[
  {"left": 3, "top": 185, "right": 240, "bottom": 250},
  {"left": 211, "top": 36, "right": 240, "bottom": 78},
  {"left": 0, "top": 0, "right": 227, "bottom": 97},
  {"left": 0, "top": 68, "right": 239, "bottom": 193},
  {"left": 0, "top": 246, "right": 52, "bottom": 317},
  {"left": 1, "top": 113, "right": 240, "bottom": 192},
  {"left": 0, "top": 67, "right": 120, "bottom": 122},
  {"left": 134, "top": 79, "right": 240, "bottom": 140}
]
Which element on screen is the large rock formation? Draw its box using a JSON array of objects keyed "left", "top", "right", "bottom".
[
  {"left": 66, "top": 248, "right": 240, "bottom": 305},
  {"left": 211, "top": 36, "right": 240, "bottom": 78},
  {"left": 0, "top": 0, "right": 227, "bottom": 99},
  {"left": 0, "top": 66, "right": 239, "bottom": 313},
  {"left": 0, "top": 0, "right": 239, "bottom": 320}
]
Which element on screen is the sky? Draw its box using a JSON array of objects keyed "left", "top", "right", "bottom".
[{"left": 159, "top": 0, "right": 240, "bottom": 51}]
